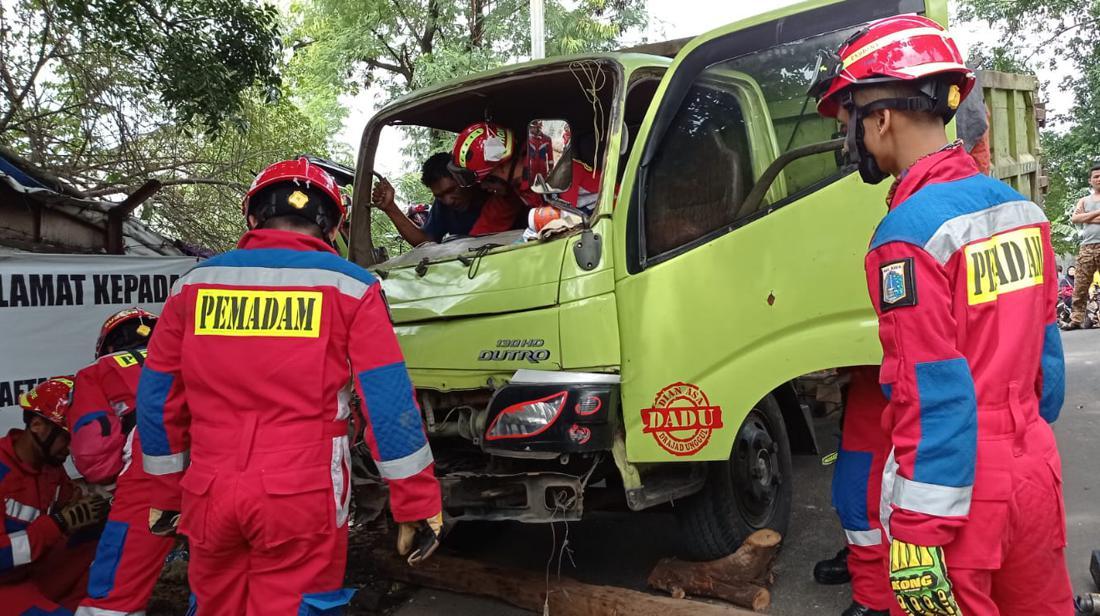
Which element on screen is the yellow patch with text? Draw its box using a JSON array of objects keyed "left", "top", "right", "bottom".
[
  {"left": 194, "top": 289, "right": 322, "bottom": 337},
  {"left": 112, "top": 350, "right": 148, "bottom": 368},
  {"left": 113, "top": 352, "right": 148, "bottom": 365},
  {"left": 966, "top": 227, "right": 1044, "bottom": 305}
]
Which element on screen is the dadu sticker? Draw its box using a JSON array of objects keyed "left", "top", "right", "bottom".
[{"left": 880, "top": 258, "right": 916, "bottom": 311}]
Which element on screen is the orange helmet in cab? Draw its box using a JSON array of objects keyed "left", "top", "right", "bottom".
[{"left": 449, "top": 122, "right": 516, "bottom": 188}]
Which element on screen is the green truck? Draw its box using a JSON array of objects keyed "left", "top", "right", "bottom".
[{"left": 348, "top": 0, "right": 1043, "bottom": 559}]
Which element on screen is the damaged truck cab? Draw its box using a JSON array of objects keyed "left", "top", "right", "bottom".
[{"left": 349, "top": 0, "right": 1041, "bottom": 559}]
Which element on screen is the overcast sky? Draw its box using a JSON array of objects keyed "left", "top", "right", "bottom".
[{"left": 342, "top": 0, "right": 1072, "bottom": 179}]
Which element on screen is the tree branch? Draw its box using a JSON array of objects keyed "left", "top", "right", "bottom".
[
  {"left": 421, "top": 0, "right": 441, "bottom": 54},
  {"left": 84, "top": 177, "right": 248, "bottom": 198},
  {"left": 388, "top": 0, "right": 420, "bottom": 41},
  {"left": 1019, "top": 17, "right": 1100, "bottom": 65},
  {"left": 0, "top": 8, "right": 55, "bottom": 133}
]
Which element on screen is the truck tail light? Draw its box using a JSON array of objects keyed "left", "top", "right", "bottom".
[
  {"left": 575, "top": 395, "right": 602, "bottom": 416},
  {"left": 485, "top": 391, "right": 567, "bottom": 441}
]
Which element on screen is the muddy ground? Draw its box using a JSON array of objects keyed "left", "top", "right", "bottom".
[{"left": 146, "top": 522, "right": 414, "bottom": 615}]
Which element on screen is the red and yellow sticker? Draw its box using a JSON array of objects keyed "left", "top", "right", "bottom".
[{"left": 641, "top": 382, "right": 723, "bottom": 456}]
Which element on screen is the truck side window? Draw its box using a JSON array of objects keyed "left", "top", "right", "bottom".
[{"left": 644, "top": 83, "right": 754, "bottom": 258}]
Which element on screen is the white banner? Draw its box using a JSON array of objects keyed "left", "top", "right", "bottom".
[{"left": 0, "top": 254, "right": 199, "bottom": 429}]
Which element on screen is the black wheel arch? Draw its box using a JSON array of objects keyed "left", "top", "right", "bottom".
[{"left": 771, "top": 381, "right": 818, "bottom": 455}]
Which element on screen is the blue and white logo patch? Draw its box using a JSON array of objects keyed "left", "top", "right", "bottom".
[{"left": 879, "top": 258, "right": 916, "bottom": 311}]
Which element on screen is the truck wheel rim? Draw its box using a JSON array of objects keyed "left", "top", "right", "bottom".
[{"left": 731, "top": 409, "right": 781, "bottom": 528}]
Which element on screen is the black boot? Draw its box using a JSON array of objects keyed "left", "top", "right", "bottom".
[
  {"left": 841, "top": 601, "right": 889, "bottom": 616},
  {"left": 813, "top": 547, "right": 851, "bottom": 585}
]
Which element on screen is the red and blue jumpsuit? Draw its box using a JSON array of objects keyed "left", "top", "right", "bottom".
[
  {"left": 0, "top": 430, "right": 94, "bottom": 614},
  {"left": 68, "top": 350, "right": 175, "bottom": 616},
  {"left": 866, "top": 144, "right": 1070, "bottom": 614},
  {"left": 137, "top": 228, "right": 442, "bottom": 615},
  {"left": 831, "top": 366, "right": 895, "bottom": 612}
]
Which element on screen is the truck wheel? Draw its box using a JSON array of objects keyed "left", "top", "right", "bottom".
[{"left": 676, "top": 394, "right": 793, "bottom": 561}]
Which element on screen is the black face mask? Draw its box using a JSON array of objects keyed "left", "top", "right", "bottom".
[
  {"left": 843, "top": 103, "right": 890, "bottom": 185},
  {"left": 31, "top": 427, "right": 66, "bottom": 467}
]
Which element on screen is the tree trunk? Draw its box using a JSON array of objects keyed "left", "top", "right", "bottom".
[
  {"left": 373, "top": 549, "right": 757, "bottom": 616},
  {"left": 469, "top": 0, "right": 484, "bottom": 49},
  {"left": 647, "top": 529, "right": 782, "bottom": 611}
]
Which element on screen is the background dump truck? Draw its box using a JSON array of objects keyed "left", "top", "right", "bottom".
[{"left": 348, "top": 0, "right": 1044, "bottom": 560}]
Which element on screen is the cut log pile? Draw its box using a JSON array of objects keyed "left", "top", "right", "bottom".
[
  {"left": 373, "top": 549, "right": 758, "bottom": 615},
  {"left": 647, "top": 529, "right": 782, "bottom": 612}
]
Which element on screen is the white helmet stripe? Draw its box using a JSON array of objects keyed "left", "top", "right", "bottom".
[
  {"left": 842, "top": 26, "right": 948, "bottom": 69},
  {"left": 892, "top": 61, "right": 973, "bottom": 78}
]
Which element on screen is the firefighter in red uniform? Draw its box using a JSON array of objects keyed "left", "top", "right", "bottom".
[
  {"left": 69, "top": 308, "right": 178, "bottom": 616},
  {"left": 527, "top": 120, "right": 554, "bottom": 182},
  {"left": 137, "top": 157, "right": 443, "bottom": 615},
  {"left": 813, "top": 14, "right": 1071, "bottom": 615},
  {"left": 449, "top": 121, "right": 603, "bottom": 233},
  {"left": 1, "top": 378, "right": 109, "bottom": 614},
  {"left": 822, "top": 366, "right": 896, "bottom": 616}
]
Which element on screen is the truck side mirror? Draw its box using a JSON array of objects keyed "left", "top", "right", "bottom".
[{"left": 526, "top": 119, "right": 572, "bottom": 194}]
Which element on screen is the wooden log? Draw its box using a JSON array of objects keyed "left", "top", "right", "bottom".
[
  {"left": 372, "top": 549, "right": 757, "bottom": 616},
  {"left": 647, "top": 529, "right": 782, "bottom": 611}
]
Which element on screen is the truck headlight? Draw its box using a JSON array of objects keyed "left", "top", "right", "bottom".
[{"left": 485, "top": 391, "right": 567, "bottom": 441}]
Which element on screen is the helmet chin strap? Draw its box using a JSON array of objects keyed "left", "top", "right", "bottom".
[
  {"left": 30, "top": 426, "right": 66, "bottom": 467},
  {"left": 843, "top": 99, "right": 890, "bottom": 185}
]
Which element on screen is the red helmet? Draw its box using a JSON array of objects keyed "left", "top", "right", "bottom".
[
  {"left": 406, "top": 203, "right": 430, "bottom": 228},
  {"left": 243, "top": 157, "right": 346, "bottom": 231},
  {"left": 19, "top": 377, "right": 74, "bottom": 432},
  {"left": 449, "top": 122, "right": 516, "bottom": 187},
  {"left": 96, "top": 307, "right": 158, "bottom": 358},
  {"left": 813, "top": 14, "right": 975, "bottom": 119}
]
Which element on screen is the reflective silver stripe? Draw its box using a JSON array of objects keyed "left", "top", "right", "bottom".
[
  {"left": 376, "top": 443, "right": 434, "bottom": 480},
  {"left": 172, "top": 266, "right": 370, "bottom": 299},
  {"left": 880, "top": 450, "right": 898, "bottom": 541},
  {"left": 336, "top": 382, "right": 353, "bottom": 421},
  {"left": 143, "top": 450, "right": 190, "bottom": 475},
  {"left": 845, "top": 528, "right": 883, "bottom": 547},
  {"left": 923, "top": 200, "right": 1048, "bottom": 264},
  {"left": 892, "top": 475, "right": 972, "bottom": 518},
  {"left": 5, "top": 498, "right": 40, "bottom": 523},
  {"left": 9, "top": 530, "right": 31, "bottom": 566},
  {"left": 120, "top": 428, "right": 136, "bottom": 476},
  {"left": 511, "top": 369, "right": 620, "bottom": 385},
  {"left": 75, "top": 606, "right": 146, "bottom": 615},
  {"left": 331, "top": 436, "right": 351, "bottom": 528}
]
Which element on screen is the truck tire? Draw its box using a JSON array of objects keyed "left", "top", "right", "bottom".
[{"left": 676, "top": 394, "right": 793, "bottom": 561}]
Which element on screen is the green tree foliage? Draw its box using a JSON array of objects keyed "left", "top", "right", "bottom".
[
  {"left": 294, "top": 0, "right": 646, "bottom": 97},
  {"left": 960, "top": 0, "right": 1100, "bottom": 253},
  {"left": 292, "top": 0, "right": 645, "bottom": 252},
  {"left": 0, "top": 0, "right": 339, "bottom": 251}
]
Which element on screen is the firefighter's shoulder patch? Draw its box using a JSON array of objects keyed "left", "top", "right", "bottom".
[{"left": 880, "top": 258, "right": 916, "bottom": 311}]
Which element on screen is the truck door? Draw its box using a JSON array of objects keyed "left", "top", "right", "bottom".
[{"left": 614, "top": 0, "right": 949, "bottom": 463}]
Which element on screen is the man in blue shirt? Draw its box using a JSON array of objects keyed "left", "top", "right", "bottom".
[{"left": 373, "top": 152, "right": 489, "bottom": 246}]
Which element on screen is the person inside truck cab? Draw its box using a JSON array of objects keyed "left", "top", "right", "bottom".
[
  {"left": 449, "top": 121, "right": 603, "bottom": 222},
  {"left": 372, "top": 152, "right": 518, "bottom": 245}
]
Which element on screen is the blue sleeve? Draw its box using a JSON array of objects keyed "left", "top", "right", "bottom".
[
  {"left": 1039, "top": 322, "right": 1065, "bottom": 423},
  {"left": 420, "top": 201, "right": 446, "bottom": 243},
  {"left": 912, "top": 358, "right": 978, "bottom": 489}
]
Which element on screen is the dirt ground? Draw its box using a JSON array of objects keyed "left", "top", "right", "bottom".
[{"left": 146, "top": 522, "right": 412, "bottom": 615}]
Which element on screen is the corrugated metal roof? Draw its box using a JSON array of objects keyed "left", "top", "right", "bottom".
[{"left": 0, "top": 155, "right": 184, "bottom": 256}]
